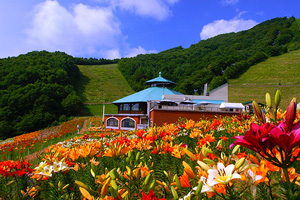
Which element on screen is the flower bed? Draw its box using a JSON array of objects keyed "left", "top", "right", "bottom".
[{"left": 0, "top": 118, "right": 86, "bottom": 161}]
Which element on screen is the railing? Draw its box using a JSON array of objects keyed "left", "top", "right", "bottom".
[
  {"left": 137, "top": 124, "right": 149, "bottom": 129},
  {"left": 151, "top": 105, "right": 239, "bottom": 113}
]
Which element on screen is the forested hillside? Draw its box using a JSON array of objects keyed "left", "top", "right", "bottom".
[
  {"left": 118, "top": 17, "right": 300, "bottom": 94},
  {"left": 0, "top": 51, "right": 83, "bottom": 138}
]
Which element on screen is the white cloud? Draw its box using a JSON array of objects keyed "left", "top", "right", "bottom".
[
  {"left": 125, "top": 46, "right": 157, "bottom": 58},
  {"left": 104, "top": 49, "right": 121, "bottom": 59},
  {"left": 111, "top": 0, "right": 178, "bottom": 20},
  {"left": 200, "top": 18, "right": 258, "bottom": 40},
  {"left": 25, "top": 0, "right": 121, "bottom": 58},
  {"left": 222, "top": 0, "right": 239, "bottom": 5}
]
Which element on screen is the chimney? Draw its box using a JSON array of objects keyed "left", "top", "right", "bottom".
[{"left": 204, "top": 83, "right": 208, "bottom": 96}]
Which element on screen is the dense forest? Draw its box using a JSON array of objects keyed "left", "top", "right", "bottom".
[
  {"left": 0, "top": 51, "right": 84, "bottom": 138},
  {"left": 73, "top": 57, "right": 119, "bottom": 65},
  {"left": 118, "top": 17, "right": 300, "bottom": 94}
]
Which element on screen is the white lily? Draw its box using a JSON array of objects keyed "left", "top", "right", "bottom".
[
  {"left": 247, "top": 169, "right": 263, "bottom": 200},
  {"left": 179, "top": 176, "right": 214, "bottom": 200},
  {"left": 53, "top": 161, "right": 69, "bottom": 172},
  {"left": 38, "top": 165, "right": 54, "bottom": 177},
  {"left": 34, "top": 161, "right": 47, "bottom": 171},
  {"left": 207, "top": 163, "right": 241, "bottom": 186}
]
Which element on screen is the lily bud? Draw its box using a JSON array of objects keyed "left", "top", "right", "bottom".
[
  {"left": 75, "top": 180, "right": 90, "bottom": 190},
  {"left": 203, "top": 158, "right": 216, "bottom": 165},
  {"left": 195, "top": 181, "right": 203, "bottom": 196},
  {"left": 126, "top": 166, "right": 132, "bottom": 177},
  {"left": 61, "top": 184, "right": 69, "bottom": 190},
  {"left": 101, "top": 183, "right": 108, "bottom": 197},
  {"left": 265, "top": 93, "right": 272, "bottom": 108},
  {"left": 285, "top": 98, "right": 297, "bottom": 131},
  {"left": 197, "top": 161, "right": 210, "bottom": 171},
  {"left": 79, "top": 187, "right": 93, "bottom": 200},
  {"left": 149, "top": 180, "right": 156, "bottom": 190},
  {"left": 143, "top": 173, "right": 152, "bottom": 186},
  {"left": 274, "top": 90, "right": 281, "bottom": 108},
  {"left": 182, "top": 161, "right": 197, "bottom": 180},
  {"left": 163, "top": 170, "right": 169, "bottom": 179},
  {"left": 183, "top": 148, "right": 197, "bottom": 161},
  {"left": 235, "top": 157, "right": 246, "bottom": 170},
  {"left": 252, "top": 101, "right": 265, "bottom": 124},
  {"left": 90, "top": 168, "right": 95, "bottom": 177},
  {"left": 128, "top": 150, "right": 132, "bottom": 159},
  {"left": 135, "top": 152, "right": 141, "bottom": 162},
  {"left": 232, "top": 145, "right": 240, "bottom": 154},
  {"left": 220, "top": 152, "right": 227, "bottom": 161},
  {"left": 171, "top": 186, "right": 178, "bottom": 200},
  {"left": 174, "top": 174, "right": 182, "bottom": 189},
  {"left": 202, "top": 147, "right": 213, "bottom": 154}
]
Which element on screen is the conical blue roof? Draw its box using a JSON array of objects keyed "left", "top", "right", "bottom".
[
  {"left": 146, "top": 72, "right": 175, "bottom": 85},
  {"left": 113, "top": 87, "right": 183, "bottom": 104}
]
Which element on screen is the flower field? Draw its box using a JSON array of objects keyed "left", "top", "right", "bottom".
[
  {"left": 0, "top": 118, "right": 86, "bottom": 161},
  {"left": 1, "top": 93, "right": 300, "bottom": 199}
]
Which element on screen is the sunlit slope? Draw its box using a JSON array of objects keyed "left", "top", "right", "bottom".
[
  {"left": 229, "top": 49, "right": 300, "bottom": 108},
  {"left": 77, "top": 64, "right": 134, "bottom": 104}
]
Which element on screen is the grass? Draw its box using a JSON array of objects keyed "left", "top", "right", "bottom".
[
  {"left": 76, "top": 64, "right": 133, "bottom": 116},
  {"left": 77, "top": 64, "right": 134, "bottom": 116},
  {"left": 229, "top": 49, "right": 300, "bottom": 108},
  {"left": 77, "top": 64, "right": 134, "bottom": 104},
  {"left": 83, "top": 104, "right": 118, "bottom": 116}
]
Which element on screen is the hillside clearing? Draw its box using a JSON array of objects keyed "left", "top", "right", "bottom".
[
  {"left": 77, "top": 64, "right": 134, "bottom": 115},
  {"left": 77, "top": 64, "right": 134, "bottom": 104},
  {"left": 229, "top": 49, "right": 300, "bottom": 108}
]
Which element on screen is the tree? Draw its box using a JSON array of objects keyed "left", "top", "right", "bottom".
[{"left": 62, "top": 92, "right": 83, "bottom": 116}]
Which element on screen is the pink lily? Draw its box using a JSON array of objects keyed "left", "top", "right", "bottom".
[
  {"left": 230, "top": 123, "right": 275, "bottom": 153},
  {"left": 270, "top": 121, "right": 300, "bottom": 152},
  {"left": 270, "top": 98, "right": 300, "bottom": 152}
]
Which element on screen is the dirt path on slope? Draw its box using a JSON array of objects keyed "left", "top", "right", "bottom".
[{"left": 79, "top": 119, "right": 88, "bottom": 134}]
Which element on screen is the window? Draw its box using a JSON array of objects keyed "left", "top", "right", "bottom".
[
  {"left": 119, "top": 104, "right": 130, "bottom": 111},
  {"left": 121, "top": 118, "right": 135, "bottom": 129},
  {"left": 132, "top": 103, "right": 139, "bottom": 111},
  {"left": 106, "top": 118, "right": 119, "bottom": 128},
  {"left": 122, "top": 104, "right": 130, "bottom": 111}
]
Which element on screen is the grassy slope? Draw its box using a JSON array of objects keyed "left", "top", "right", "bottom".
[
  {"left": 77, "top": 64, "right": 134, "bottom": 116},
  {"left": 229, "top": 49, "right": 300, "bottom": 109}
]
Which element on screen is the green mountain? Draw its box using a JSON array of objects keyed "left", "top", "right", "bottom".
[
  {"left": 118, "top": 17, "right": 300, "bottom": 95},
  {"left": 0, "top": 51, "right": 83, "bottom": 138}
]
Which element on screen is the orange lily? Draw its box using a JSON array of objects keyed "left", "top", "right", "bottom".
[
  {"left": 179, "top": 172, "right": 191, "bottom": 188},
  {"left": 182, "top": 161, "right": 197, "bottom": 180}
]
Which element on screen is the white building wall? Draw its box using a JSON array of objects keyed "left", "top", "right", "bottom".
[{"left": 163, "top": 83, "right": 228, "bottom": 102}]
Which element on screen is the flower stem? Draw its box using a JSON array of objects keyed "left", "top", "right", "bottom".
[
  {"left": 266, "top": 172, "right": 274, "bottom": 200},
  {"left": 14, "top": 176, "right": 22, "bottom": 200},
  {"left": 282, "top": 167, "right": 295, "bottom": 200}
]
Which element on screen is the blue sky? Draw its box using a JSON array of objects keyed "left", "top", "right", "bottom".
[{"left": 0, "top": 0, "right": 299, "bottom": 59}]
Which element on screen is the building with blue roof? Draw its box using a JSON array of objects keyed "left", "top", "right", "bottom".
[{"left": 105, "top": 73, "right": 241, "bottom": 130}]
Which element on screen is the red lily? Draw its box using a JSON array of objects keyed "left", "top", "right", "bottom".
[
  {"left": 270, "top": 98, "right": 300, "bottom": 152},
  {"left": 270, "top": 121, "right": 300, "bottom": 152},
  {"left": 141, "top": 190, "right": 166, "bottom": 200},
  {"left": 230, "top": 122, "right": 275, "bottom": 152}
]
